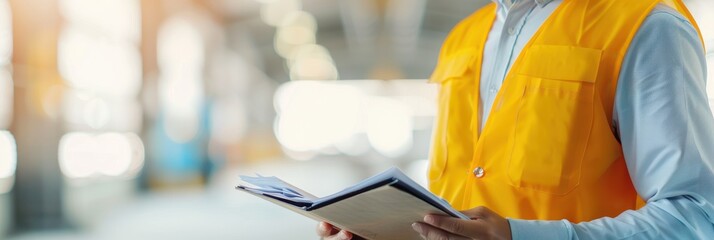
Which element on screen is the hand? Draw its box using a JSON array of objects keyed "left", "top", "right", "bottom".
[
  {"left": 316, "top": 222, "right": 364, "bottom": 240},
  {"left": 411, "top": 206, "right": 512, "bottom": 240}
]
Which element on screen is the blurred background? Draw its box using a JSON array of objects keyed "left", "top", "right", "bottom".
[{"left": 0, "top": 0, "right": 712, "bottom": 239}]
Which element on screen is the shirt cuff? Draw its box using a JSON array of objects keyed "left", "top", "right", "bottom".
[{"left": 507, "top": 218, "right": 572, "bottom": 240}]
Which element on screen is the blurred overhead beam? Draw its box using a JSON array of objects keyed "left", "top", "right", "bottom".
[
  {"left": 338, "top": 0, "right": 378, "bottom": 52},
  {"left": 386, "top": 0, "right": 426, "bottom": 57}
]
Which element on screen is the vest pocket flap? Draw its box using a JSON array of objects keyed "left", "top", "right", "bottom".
[
  {"left": 429, "top": 49, "right": 477, "bottom": 83},
  {"left": 518, "top": 45, "right": 602, "bottom": 83}
]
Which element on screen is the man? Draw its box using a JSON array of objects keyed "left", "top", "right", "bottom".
[{"left": 319, "top": 0, "right": 714, "bottom": 239}]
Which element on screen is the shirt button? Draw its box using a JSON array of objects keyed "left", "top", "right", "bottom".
[
  {"left": 508, "top": 26, "right": 517, "bottom": 35},
  {"left": 489, "top": 88, "right": 496, "bottom": 93},
  {"left": 473, "top": 167, "right": 485, "bottom": 178}
]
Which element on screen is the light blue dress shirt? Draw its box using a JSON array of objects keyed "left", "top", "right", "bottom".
[{"left": 477, "top": 0, "right": 714, "bottom": 239}]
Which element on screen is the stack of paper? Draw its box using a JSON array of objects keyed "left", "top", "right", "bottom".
[
  {"left": 236, "top": 167, "right": 468, "bottom": 240},
  {"left": 239, "top": 174, "right": 318, "bottom": 206}
]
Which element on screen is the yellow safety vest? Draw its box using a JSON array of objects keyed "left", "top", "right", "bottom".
[{"left": 428, "top": 0, "right": 703, "bottom": 222}]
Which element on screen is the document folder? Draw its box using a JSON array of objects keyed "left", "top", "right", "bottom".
[{"left": 236, "top": 167, "right": 469, "bottom": 240}]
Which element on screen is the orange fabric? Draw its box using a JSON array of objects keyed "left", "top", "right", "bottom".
[{"left": 427, "top": 0, "right": 702, "bottom": 222}]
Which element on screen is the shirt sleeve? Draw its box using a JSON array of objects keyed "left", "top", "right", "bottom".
[{"left": 508, "top": 5, "right": 714, "bottom": 240}]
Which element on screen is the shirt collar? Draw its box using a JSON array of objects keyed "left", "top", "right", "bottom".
[{"left": 493, "top": 0, "right": 554, "bottom": 9}]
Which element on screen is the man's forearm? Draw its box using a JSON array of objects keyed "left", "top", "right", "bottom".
[{"left": 509, "top": 196, "right": 713, "bottom": 240}]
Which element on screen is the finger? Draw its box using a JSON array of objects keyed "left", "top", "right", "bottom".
[
  {"left": 423, "top": 214, "right": 483, "bottom": 237},
  {"left": 317, "top": 223, "right": 354, "bottom": 240},
  {"left": 316, "top": 222, "right": 339, "bottom": 237},
  {"left": 322, "top": 230, "right": 353, "bottom": 240},
  {"left": 412, "top": 222, "right": 470, "bottom": 240},
  {"left": 460, "top": 206, "right": 492, "bottom": 219}
]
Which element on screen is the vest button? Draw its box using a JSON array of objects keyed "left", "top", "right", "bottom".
[
  {"left": 508, "top": 26, "right": 517, "bottom": 36},
  {"left": 473, "top": 167, "right": 485, "bottom": 178}
]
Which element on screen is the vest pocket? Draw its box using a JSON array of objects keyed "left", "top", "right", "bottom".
[
  {"left": 428, "top": 50, "right": 476, "bottom": 182},
  {"left": 506, "top": 45, "right": 600, "bottom": 195}
]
